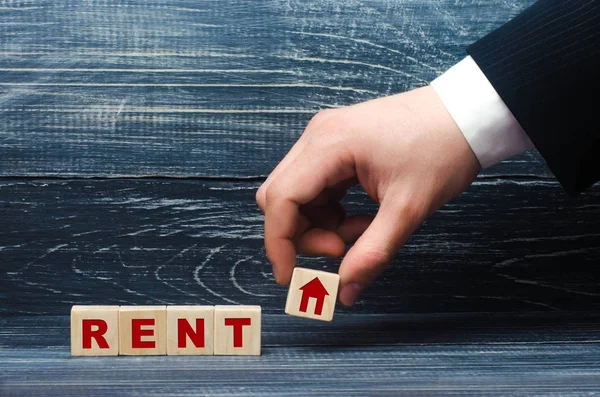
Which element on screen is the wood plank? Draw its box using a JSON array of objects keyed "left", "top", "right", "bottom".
[
  {"left": 0, "top": 0, "right": 546, "bottom": 178},
  {"left": 1, "top": 178, "right": 599, "bottom": 315},
  {"left": 1, "top": 314, "right": 600, "bottom": 396},
  {"left": 5, "top": 345, "right": 599, "bottom": 396},
  {"left": 4, "top": 313, "right": 600, "bottom": 349}
]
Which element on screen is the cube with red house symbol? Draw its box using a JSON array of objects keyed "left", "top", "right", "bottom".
[{"left": 285, "top": 267, "right": 340, "bottom": 321}]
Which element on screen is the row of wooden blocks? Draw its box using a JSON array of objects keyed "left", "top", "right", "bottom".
[
  {"left": 71, "top": 305, "right": 261, "bottom": 356},
  {"left": 71, "top": 267, "right": 341, "bottom": 357}
]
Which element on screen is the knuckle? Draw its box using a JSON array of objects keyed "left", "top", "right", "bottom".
[
  {"left": 314, "top": 118, "right": 350, "bottom": 146},
  {"left": 319, "top": 116, "right": 345, "bottom": 134},
  {"left": 255, "top": 185, "right": 265, "bottom": 206},
  {"left": 396, "top": 198, "right": 426, "bottom": 227},
  {"left": 307, "top": 109, "right": 334, "bottom": 129},
  {"left": 264, "top": 181, "right": 284, "bottom": 207},
  {"left": 397, "top": 199, "right": 417, "bottom": 218},
  {"left": 360, "top": 247, "right": 391, "bottom": 272}
]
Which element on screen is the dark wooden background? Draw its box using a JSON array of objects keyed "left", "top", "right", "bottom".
[
  {"left": 2, "top": 1, "right": 600, "bottom": 395},
  {"left": 1, "top": 0, "right": 599, "bottom": 316}
]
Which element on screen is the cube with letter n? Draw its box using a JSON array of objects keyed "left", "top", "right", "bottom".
[{"left": 166, "top": 306, "right": 214, "bottom": 355}]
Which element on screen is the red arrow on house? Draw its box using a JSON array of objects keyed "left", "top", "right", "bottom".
[{"left": 299, "top": 277, "right": 329, "bottom": 315}]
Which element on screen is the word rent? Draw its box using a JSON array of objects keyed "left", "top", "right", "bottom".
[{"left": 71, "top": 305, "right": 261, "bottom": 356}]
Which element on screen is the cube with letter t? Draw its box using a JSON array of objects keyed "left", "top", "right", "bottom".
[{"left": 214, "top": 305, "right": 261, "bottom": 356}]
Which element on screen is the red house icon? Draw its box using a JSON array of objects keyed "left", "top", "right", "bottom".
[{"left": 298, "top": 277, "right": 329, "bottom": 316}]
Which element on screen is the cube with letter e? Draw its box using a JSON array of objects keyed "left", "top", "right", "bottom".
[{"left": 118, "top": 306, "right": 167, "bottom": 356}]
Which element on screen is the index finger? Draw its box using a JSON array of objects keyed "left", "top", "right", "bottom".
[
  {"left": 264, "top": 148, "right": 354, "bottom": 285},
  {"left": 256, "top": 109, "right": 339, "bottom": 213}
]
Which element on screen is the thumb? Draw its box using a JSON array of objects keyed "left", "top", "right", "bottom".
[{"left": 338, "top": 196, "right": 421, "bottom": 306}]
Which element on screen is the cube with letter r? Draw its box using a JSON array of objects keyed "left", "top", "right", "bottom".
[{"left": 71, "top": 306, "right": 119, "bottom": 356}]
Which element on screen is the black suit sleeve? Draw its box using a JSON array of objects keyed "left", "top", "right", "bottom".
[{"left": 467, "top": 0, "right": 600, "bottom": 195}]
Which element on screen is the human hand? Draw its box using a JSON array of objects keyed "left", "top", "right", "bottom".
[{"left": 256, "top": 86, "right": 480, "bottom": 306}]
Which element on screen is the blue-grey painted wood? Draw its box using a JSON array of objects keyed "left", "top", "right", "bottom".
[
  {"left": 4, "top": 312, "right": 600, "bottom": 348},
  {"left": 3, "top": 2, "right": 600, "bottom": 394},
  {"left": 2, "top": 179, "right": 599, "bottom": 316},
  {"left": 0, "top": 0, "right": 548, "bottom": 178},
  {"left": 6, "top": 345, "right": 599, "bottom": 396},
  {"left": 2, "top": 314, "right": 600, "bottom": 396}
]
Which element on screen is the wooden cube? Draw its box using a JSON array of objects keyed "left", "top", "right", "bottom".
[
  {"left": 214, "top": 306, "right": 261, "bottom": 356},
  {"left": 166, "top": 306, "right": 214, "bottom": 355},
  {"left": 118, "top": 306, "right": 167, "bottom": 356},
  {"left": 71, "top": 305, "right": 119, "bottom": 356},
  {"left": 285, "top": 267, "right": 340, "bottom": 322}
]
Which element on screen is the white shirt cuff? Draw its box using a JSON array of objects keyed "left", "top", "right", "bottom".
[{"left": 430, "top": 56, "right": 533, "bottom": 168}]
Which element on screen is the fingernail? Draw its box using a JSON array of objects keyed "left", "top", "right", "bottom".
[{"left": 339, "top": 283, "right": 364, "bottom": 306}]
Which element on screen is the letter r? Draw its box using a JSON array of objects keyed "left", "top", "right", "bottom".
[{"left": 82, "top": 319, "right": 109, "bottom": 349}]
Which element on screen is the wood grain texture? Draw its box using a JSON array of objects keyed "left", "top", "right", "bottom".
[
  {"left": 214, "top": 305, "right": 261, "bottom": 356},
  {"left": 5, "top": 313, "right": 600, "bottom": 349},
  {"left": 2, "top": 314, "right": 600, "bottom": 396},
  {"left": 1, "top": 178, "right": 599, "bottom": 316},
  {"left": 0, "top": 0, "right": 548, "bottom": 178},
  {"left": 2, "top": 1, "right": 599, "bottom": 393},
  {"left": 70, "top": 305, "right": 119, "bottom": 356},
  {"left": 166, "top": 305, "right": 214, "bottom": 355},
  {"left": 285, "top": 267, "right": 340, "bottom": 322},
  {"left": 118, "top": 305, "right": 167, "bottom": 355}
]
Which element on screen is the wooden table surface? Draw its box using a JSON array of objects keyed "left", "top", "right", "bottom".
[
  {"left": 1, "top": 0, "right": 600, "bottom": 395},
  {"left": 3, "top": 312, "right": 600, "bottom": 396}
]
